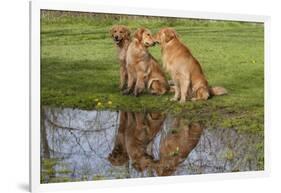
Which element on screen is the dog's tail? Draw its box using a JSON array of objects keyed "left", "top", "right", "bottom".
[{"left": 209, "top": 86, "right": 228, "bottom": 96}]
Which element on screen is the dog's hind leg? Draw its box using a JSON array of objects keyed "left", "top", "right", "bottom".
[{"left": 191, "top": 87, "right": 209, "bottom": 101}]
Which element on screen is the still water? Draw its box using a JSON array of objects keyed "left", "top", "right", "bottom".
[{"left": 41, "top": 107, "right": 263, "bottom": 183}]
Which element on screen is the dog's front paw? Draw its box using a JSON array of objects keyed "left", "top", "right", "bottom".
[
  {"left": 133, "top": 90, "right": 140, "bottom": 97},
  {"left": 170, "top": 97, "right": 179, "bottom": 102},
  {"left": 122, "top": 88, "right": 131, "bottom": 95},
  {"left": 119, "top": 84, "right": 127, "bottom": 91},
  {"left": 179, "top": 99, "right": 186, "bottom": 104},
  {"left": 191, "top": 97, "right": 197, "bottom": 101}
]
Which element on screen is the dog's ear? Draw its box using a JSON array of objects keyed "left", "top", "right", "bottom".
[
  {"left": 134, "top": 28, "right": 146, "bottom": 41},
  {"left": 124, "top": 27, "right": 131, "bottom": 39},
  {"left": 164, "top": 28, "right": 178, "bottom": 42}
]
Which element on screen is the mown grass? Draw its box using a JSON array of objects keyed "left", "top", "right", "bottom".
[{"left": 41, "top": 11, "right": 264, "bottom": 134}]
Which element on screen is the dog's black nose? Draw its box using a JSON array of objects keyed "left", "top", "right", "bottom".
[{"left": 114, "top": 36, "right": 118, "bottom": 40}]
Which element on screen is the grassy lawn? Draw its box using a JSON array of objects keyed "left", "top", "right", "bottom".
[{"left": 41, "top": 11, "right": 264, "bottom": 133}]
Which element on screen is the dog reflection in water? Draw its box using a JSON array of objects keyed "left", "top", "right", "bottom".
[
  {"left": 154, "top": 118, "right": 203, "bottom": 176},
  {"left": 107, "top": 112, "right": 129, "bottom": 166},
  {"left": 108, "top": 111, "right": 165, "bottom": 171},
  {"left": 108, "top": 111, "right": 203, "bottom": 175},
  {"left": 126, "top": 112, "right": 165, "bottom": 171}
]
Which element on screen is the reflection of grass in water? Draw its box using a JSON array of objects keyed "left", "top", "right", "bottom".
[
  {"left": 169, "top": 146, "right": 180, "bottom": 157},
  {"left": 92, "top": 175, "right": 105, "bottom": 181},
  {"left": 41, "top": 158, "right": 72, "bottom": 183},
  {"left": 41, "top": 158, "right": 108, "bottom": 183},
  {"left": 223, "top": 148, "right": 235, "bottom": 161},
  {"left": 41, "top": 11, "right": 264, "bottom": 170}
]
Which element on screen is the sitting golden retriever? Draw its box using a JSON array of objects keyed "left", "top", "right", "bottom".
[
  {"left": 110, "top": 25, "right": 131, "bottom": 90},
  {"left": 153, "top": 118, "right": 203, "bottom": 176},
  {"left": 125, "top": 112, "right": 165, "bottom": 171},
  {"left": 124, "top": 28, "right": 169, "bottom": 96},
  {"left": 154, "top": 28, "right": 227, "bottom": 103},
  {"left": 108, "top": 111, "right": 165, "bottom": 172}
]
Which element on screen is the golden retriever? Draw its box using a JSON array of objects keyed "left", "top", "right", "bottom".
[
  {"left": 110, "top": 25, "right": 131, "bottom": 90},
  {"left": 108, "top": 111, "right": 165, "bottom": 171},
  {"left": 124, "top": 28, "right": 169, "bottom": 96},
  {"left": 153, "top": 118, "right": 203, "bottom": 176},
  {"left": 154, "top": 28, "right": 227, "bottom": 103},
  {"left": 125, "top": 112, "right": 165, "bottom": 171}
]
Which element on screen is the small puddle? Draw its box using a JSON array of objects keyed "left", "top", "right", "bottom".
[{"left": 41, "top": 106, "right": 263, "bottom": 183}]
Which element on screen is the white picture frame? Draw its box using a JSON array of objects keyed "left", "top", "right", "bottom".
[{"left": 29, "top": 0, "right": 270, "bottom": 192}]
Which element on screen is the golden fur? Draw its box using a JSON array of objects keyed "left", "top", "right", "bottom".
[
  {"left": 124, "top": 28, "right": 169, "bottom": 96},
  {"left": 153, "top": 119, "right": 203, "bottom": 176},
  {"left": 108, "top": 111, "right": 165, "bottom": 171},
  {"left": 154, "top": 28, "right": 227, "bottom": 103},
  {"left": 107, "top": 112, "right": 129, "bottom": 166},
  {"left": 125, "top": 112, "right": 165, "bottom": 171},
  {"left": 110, "top": 25, "right": 131, "bottom": 90},
  {"left": 107, "top": 111, "right": 203, "bottom": 175}
]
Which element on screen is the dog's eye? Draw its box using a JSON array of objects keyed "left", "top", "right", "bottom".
[
  {"left": 147, "top": 33, "right": 150, "bottom": 36},
  {"left": 114, "top": 30, "right": 117, "bottom": 33},
  {"left": 120, "top": 31, "right": 123, "bottom": 33}
]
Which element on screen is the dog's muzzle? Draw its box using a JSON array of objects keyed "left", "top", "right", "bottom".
[{"left": 114, "top": 37, "right": 121, "bottom": 44}]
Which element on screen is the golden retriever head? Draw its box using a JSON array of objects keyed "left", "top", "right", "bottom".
[
  {"left": 154, "top": 28, "right": 178, "bottom": 45},
  {"left": 134, "top": 28, "right": 155, "bottom": 47},
  {"left": 110, "top": 25, "right": 131, "bottom": 45}
]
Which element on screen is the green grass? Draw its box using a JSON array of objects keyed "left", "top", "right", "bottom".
[{"left": 41, "top": 11, "right": 264, "bottom": 134}]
